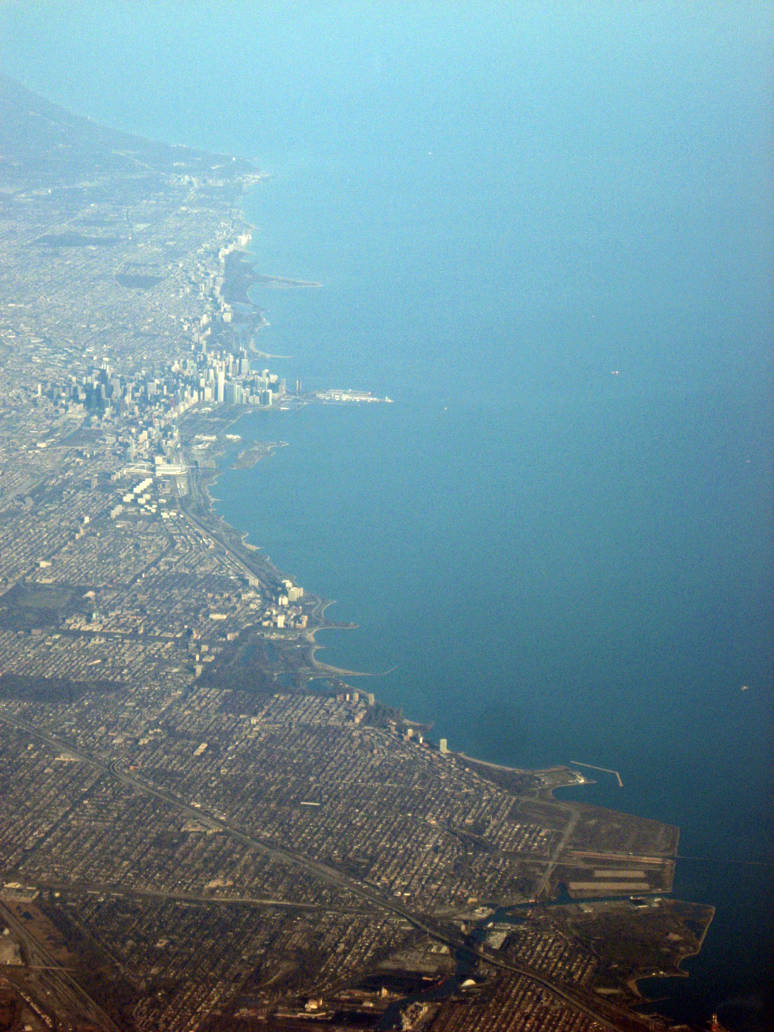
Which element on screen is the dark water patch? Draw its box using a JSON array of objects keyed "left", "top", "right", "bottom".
[
  {"left": 377, "top": 945, "right": 478, "bottom": 1030},
  {"left": 0, "top": 673, "right": 121, "bottom": 703},
  {"left": 37, "top": 231, "right": 119, "bottom": 246},
  {"left": 115, "top": 272, "right": 162, "bottom": 288}
]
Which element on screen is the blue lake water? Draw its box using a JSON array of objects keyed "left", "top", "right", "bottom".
[{"left": 1, "top": 2, "right": 772, "bottom": 1027}]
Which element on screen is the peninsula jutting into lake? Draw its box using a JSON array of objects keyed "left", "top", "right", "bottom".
[{"left": 0, "top": 74, "right": 719, "bottom": 1032}]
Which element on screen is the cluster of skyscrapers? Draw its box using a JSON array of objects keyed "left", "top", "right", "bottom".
[{"left": 36, "top": 344, "right": 285, "bottom": 422}]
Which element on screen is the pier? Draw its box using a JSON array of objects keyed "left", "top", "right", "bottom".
[{"left": 570, "top": 761, "right": 623, "bottom": 788}]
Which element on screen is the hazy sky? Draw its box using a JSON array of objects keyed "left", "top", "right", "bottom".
[{"left": 1, "top": 1, "right": 771, "bottom": 165}]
